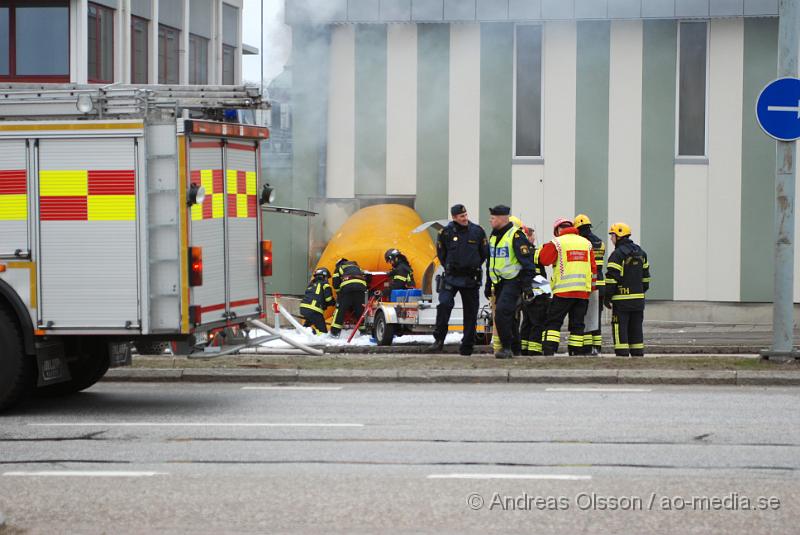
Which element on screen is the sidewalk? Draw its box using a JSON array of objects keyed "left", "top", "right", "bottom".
[{"left": 108, "top": 352, "right": 800, "bottom": 386}]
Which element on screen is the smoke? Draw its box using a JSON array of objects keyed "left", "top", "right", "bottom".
[{"left": 241, "top": 0, "right": 292, "bottom": 86}]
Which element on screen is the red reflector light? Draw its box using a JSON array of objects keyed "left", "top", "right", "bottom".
[
  {"left": 261, "top": 240, "right": 273, "bottom": 277},
  {"left": 189, "top": 305, "right": 201, "bottom": 325},
  {"left": 189, "top": 247, "right": 203, "bottom": 286}
]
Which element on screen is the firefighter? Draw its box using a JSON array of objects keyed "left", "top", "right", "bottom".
[
  {"left": 535, "top": 218, "right": 597, "bottom": 356},
  {"left": 427, "top": 204, "right": 489, "bottom": 356},
  {"left": 485, "top": 205, "right": 536, "bottom": 359},
  {"left": 299, "top": 267, "right": 336, "bottom": 334},
  {"left": 329, "top": 258, "right": 368, "bottom": 338},
  {"left": 384, "top": 248, "right": 415, "bottom": 291},
  {"left": 510, "top": 216, "right": 551, "bottom": 356},
  {"left": 605, "top": 222, "right": 650, "bottom": 357},
  {"left": 574, "top": 213, "right": 606, "bottom": 355}
]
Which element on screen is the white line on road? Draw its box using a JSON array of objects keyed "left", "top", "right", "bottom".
[
  {"left": 427, "top": 474, "right": 592, "bottom": 481},
  {"left": 29, "top": 423, "right": 364, "bottom": 428},
  {"left": 545, "top": 387, "right": 652, "bottom": 393},
  {"left": 3, "top": 471, "right": 167, "bottom": 477},
  {"left": 241, "top": 386, "right": 344, "bottom": 391}
]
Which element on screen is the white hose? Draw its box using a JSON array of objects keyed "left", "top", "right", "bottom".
[
  {"left": 278, "top": 304, "right": 313, "bottom": 334},
  {"left": 249, "top": 318, "right": 324, "bottom": 356}
]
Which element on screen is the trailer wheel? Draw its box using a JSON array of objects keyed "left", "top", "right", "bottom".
[
  {"left": 37, "top": 339, "right": 110, "bottom": 397},
  {"left": 0, "top": 307, "right": 34, "bottom": 411},
  {"left": 373, "top": 310, "right": 395, "bottom": 346}
]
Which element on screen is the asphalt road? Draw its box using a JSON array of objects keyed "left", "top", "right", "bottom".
[{"left": 0, "top": 383, "right": 798, "bottom": 534}]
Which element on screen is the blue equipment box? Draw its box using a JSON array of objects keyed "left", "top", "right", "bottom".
[{"left": 390, "top": 289, "right": 422, "bottom": 302}]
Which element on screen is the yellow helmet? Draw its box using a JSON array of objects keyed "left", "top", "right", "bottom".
[
  {"left": 509, "top": 215, "right": 524, "bottom": 228},
  {"left": 608, "top": 222, "right": 632, "bottom": 238},
  {"left": 574, "top": 214, "right": 592, "bottom": 228}
]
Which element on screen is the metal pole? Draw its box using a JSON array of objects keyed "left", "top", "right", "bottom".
[{"left": 767, "top": 0, "right": 799, "bottom": 359}]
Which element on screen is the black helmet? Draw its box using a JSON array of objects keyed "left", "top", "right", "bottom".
[
  {"left": 384, "top": 248, "right": 401, "bottom": 263},
  {"left": 313, "top": 267, "right": 331, "bottom": 280},
  {"left": 335, "top": 258, "right": 348, "bottom": 267}
]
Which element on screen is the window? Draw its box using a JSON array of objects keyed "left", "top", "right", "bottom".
[
  {"left": 131, "top": 16, "right": 148, "bottom": 84},
  {"left": 514, "top": 25, "right": 543, "bottom": 159},
  {"left": 189, "top": 34, "right": 208, "bottom": 85},
  {"left": 158, "top": 24, "right": 179, "bottom": 84},
  {"left": 88, "top": 3, "right": 114, "bottom": 83},
  {"left": 0, "top": 1, "right": 70, "bottom": 81},
  {"left": 677, "top": 21, "right": 708, "bottom": 157},
  {"left": 222, "top": 44, "right": 235, "bottom": 85},
  {"left": 0, "top": 7, "right": 8, "bottom": 75}
]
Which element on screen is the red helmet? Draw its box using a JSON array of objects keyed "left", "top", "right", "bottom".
[{"left": 552, "top": 218, "right": 573, "bottom": 236}]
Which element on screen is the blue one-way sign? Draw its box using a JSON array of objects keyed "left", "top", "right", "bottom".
[{"left": 756, "top": 77, "right": 800, "bottom": 141}]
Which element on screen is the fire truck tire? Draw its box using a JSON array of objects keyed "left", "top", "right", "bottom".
[
  {"left": 373, "top": 310, "right": 395, "bottom": 346},
  {"left": 133, "top": 341, "right": 170, "bottom": 355},
  {"left": 36, "top": 340, "right": 110, "bottom": 397},
  {"left": 0, "top": 307, "right": 35, "bottom": 411}
]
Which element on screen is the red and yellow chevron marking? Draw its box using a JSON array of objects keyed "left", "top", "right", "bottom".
[
  {"left": 226, "top": 169, "right": 257, "bottom": 219},
  {"left": 39, "top": 170, "right": 136, "bottom": 221},
  {"left": 190, "top": 169, "right": 224, "bottom": 221},
  {"left": 0, "top": 169, "right": 27, "bottom": 221}
]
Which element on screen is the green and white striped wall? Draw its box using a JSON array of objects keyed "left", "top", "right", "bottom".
[{"left": 296, "top": 17, "right": 799, "bottom": 304}]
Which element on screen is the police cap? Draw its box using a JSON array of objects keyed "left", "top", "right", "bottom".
[
  {"left": 450, "top": 204, "right": 467, "bottom": 216},
  {"left": 488, "top": 205, "right": 511, "bottom": 216}
]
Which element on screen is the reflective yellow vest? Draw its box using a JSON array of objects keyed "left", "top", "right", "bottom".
[
  {"left": 489, "top": 225, "right": 522, "bottom": 284},
  {"left": 550, "top": 233, "right": 593, "bottom": 295}
]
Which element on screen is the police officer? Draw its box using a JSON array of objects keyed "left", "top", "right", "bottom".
[
  {"left": 299, "top": 267, "right": 336, "bottom": 334},
  {"left": 384, "top": 248, "right": 415, "bottom": 291},
  {"left": 427, "top": 204, "right": 488, "bottom": 356},
  {"left": 604, "top": 222, "right": 650, "bottom": 357},
  {"left": 535, "top": 218, "right": 597, "bottom": 355},
  {"left": 511, "top": 217, "right": 551, "bottom": 356},
  {"left": 485, "top": 205, "right": 536, "bottom": 359},
  {"left": 330, "top": 258, "right": 368, "bottom": 338},
  {"left": 574, "top": 214, "right": 606, "bottom": 355}
]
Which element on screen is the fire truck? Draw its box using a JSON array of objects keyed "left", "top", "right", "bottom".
[{"left": 0, "top": 84, "right": 273, "bottom": 411}]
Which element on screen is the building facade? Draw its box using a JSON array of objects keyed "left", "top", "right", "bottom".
[
  {"left": 281, "top": 0, "right": 800, "bottom": 310},
  {"left": 0, "top": 0, "right": 251, "bottom": 86}
]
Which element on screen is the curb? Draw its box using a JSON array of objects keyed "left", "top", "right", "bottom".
[{"left": 104, "top": 368, "right": 800, "bottom": 386}]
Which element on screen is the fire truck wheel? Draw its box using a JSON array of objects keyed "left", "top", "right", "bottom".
[
  {"left": 133, "top": 341, "right": 170, "bottom": 355},
  {"left": 0, "top": 307, "right": 35, "bottom": 411},
  {"left": 373, "top": 310, "right": 395, "bottom": 346},
  {"left": 36, "top": 339, "right": 110, "bottom": 397}
]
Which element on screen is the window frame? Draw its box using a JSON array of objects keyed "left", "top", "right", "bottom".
[
  {"left": 675, "top": 20, "right": 710, "bottom": 162},
  {"left": 158, "top": 23, "right": 180, "bottom": 85},
  {"left": 130, "top": 15, "right": 148, "bottom": 84},
  {"left": 512, "top": 23, "right": 545, "bottom": 163},
  {"left": 87, "top": 2, "right": 114, "bottom": 84},
  {"left": 189, "top": 33, "right": 209, "bottom": 85},
  {"left": 0, "top": 0, "right": 71, "bottom": 82},
  {"left": 222, "top": 43, "right": 236, "bottom": 85}
]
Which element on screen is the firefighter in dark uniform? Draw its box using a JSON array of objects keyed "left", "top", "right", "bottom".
[
  {"left": 604, "top": 222, "right": 650, "bottom": 357},
  {"left": 426, "top": 204, "right": 489, "bottom": 356},
  {"left": 299, "top": 267, "right": 336, "bottom": 334},
  {"left": 574, "top": 214, "right": 606, "bottom": 355},
  {"left": 330, "top": 258, "right": 368, "bottom": 338},
  {"left": 511, "top": 217, "right": 551, "bottom": 356},
  {"left": 384, "top": 248, "right": 415, "bottom": 291},
  {"left": 485, "top": 205, "right": 536, "bottom": 359}
]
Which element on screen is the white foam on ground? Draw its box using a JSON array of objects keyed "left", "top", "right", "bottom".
[{"left": 247, "top": 327, "right": 462, "bottom": 349}]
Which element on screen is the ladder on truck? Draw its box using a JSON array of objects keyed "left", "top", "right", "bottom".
[{"left": 0, "top": 84, "right": 270, "bottom": 119}]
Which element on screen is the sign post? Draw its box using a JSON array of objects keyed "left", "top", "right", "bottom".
[{"left": 756, "top": 0, "right": 800, "bottom": 360}]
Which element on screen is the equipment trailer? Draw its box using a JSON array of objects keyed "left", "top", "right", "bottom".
[{"left": 0, "top": 84, "right": 272, "bottom": 410}]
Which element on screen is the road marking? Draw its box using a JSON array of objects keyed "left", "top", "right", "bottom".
[
  {"left": 29, "top": 422, "right": 364, "bottom": 428},
  {"left": 3, "top": 471, "right": 167, "bottom": 477},
  {"left": 545, "top": 387, "right": 652, "bottom": 393},
  {"left": 427, "top": 474, "right": 592, "bottom": 481},
  {"left": 241, "top": 386, "right": 344, "bottom": 391}
]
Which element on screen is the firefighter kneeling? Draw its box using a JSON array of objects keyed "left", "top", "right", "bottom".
[
  {"left": 384, "top": 248, "right": 415, "bottom": 291},
  {"left": 299, "top": 267, "right": 336, "bottom": 334},
  {"left": 605, "top": 222, "right": 650, "bottom": 357},
  {"left": 330, "top": 258, "right": 368, "bottom": 338}
]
